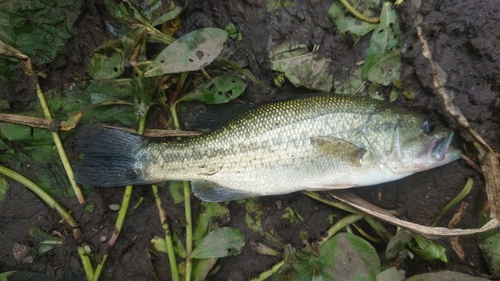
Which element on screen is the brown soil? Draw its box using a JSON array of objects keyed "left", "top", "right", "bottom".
[{"left": 1, "top": 0, "right": 499, "bottom": 280}]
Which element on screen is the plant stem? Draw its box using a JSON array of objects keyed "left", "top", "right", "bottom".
[
  {"left": 78, "top": 246, "right": 94, "bottom": 281},
  {"left": 302, "top": 191, "right": 360, "bottom": 214},
  {"left": 321, "top": 214, "right": 364, "bottom": 244},
  {"left": 152, "top": 185, "right": 180, "bottom": 281},
  {"left": 250, "top": 260, "right": 285, "bottom": 281},
  {"left": 20, "top": 59, "right": 85, "bottom": 205},
  {"left": 338, "top": 0, "right": 380, "bottom": 23},
  {"left": 168, "top": 82, "right": 193, "bottom": 281},
  {"left": 92, "top": 255, "right": 108, "bottom": 281},
  {"left": 0, "top": 165, "right": 81, "bottom": 239},
  {"left": 183, "top": 180, "right": 193, "bottom": 281}
]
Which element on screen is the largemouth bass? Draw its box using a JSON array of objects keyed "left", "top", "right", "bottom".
[{"left": 75, "top": 94, "right": 462, "bottom": 202}]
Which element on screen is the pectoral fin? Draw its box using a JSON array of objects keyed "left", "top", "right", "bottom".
[
  {"left": 191, "top": 180, "right": 260, "bottom": 202},
  {"left": 310, "top": 136, "right": 366, "bottom": 167}
]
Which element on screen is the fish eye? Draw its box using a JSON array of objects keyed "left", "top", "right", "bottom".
[{"left": 422, "top": 120, "right": 436, "bottom": 134}]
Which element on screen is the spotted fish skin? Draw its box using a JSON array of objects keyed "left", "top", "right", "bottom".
[{"left": 75, "top": 95, "right": 461, "bottom": 202}]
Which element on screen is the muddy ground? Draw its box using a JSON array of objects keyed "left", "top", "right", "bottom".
[{"left": 1, "top": 0, "right": 499, "bottom": 280}]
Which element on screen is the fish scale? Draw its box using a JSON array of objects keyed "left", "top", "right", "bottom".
[{"left": 75, "top": 94, "right": 462, "bottom": 202}]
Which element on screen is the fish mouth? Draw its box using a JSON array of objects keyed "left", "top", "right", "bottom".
[{"left": 430, "top": 132, "right": 459, "bottom": 161}]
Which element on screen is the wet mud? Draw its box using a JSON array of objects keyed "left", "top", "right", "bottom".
[{"left": 1, "top": 0, "right": 499, "bottom": 280}]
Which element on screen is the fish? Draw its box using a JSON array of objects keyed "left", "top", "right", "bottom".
[{"left": 74, "top": 94, "right": 462, "bottom": 202}]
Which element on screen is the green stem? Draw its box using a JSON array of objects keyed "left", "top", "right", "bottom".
[
  {"left": 250, "top": 260, "right": 285, "bottom": 281},
  {"left": 0, "top": 165, "right": 81, "bottom": 239},
  {"left": 302, "top": 191, "right": 360, "bottom": 214},
  {"left": 78, "top": 246, "right": 94, "bottom": 281},
  {"left": 321, "top": 214, "right": 364, "bottom": 243},
  {"left": 338, "top": 0, "right": 380, "bottom": 23},
  {"left": 152, "top": 185, "right": 180, "bottom": 281},
  {"left": 363, "top": 216, "right": 393, "bottom": 243},
  {"left": 183, "top": 181, "right": 193, "bottom": 281},
  {"left": 92, "top": 254, "right": 108, "bottom": 281},
  {"left": 168, "top": 83, "right": 193, "bottom": 280},
  {"left": 29, "top": 66, "right": 85, "bottom": 205}
]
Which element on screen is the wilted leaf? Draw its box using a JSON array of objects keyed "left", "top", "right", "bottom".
[
  {"left": 144, "top": 28, "right": 228, "bottom": 77},
  {"left": 367, "top": 51, "right": 401, "bottom": 86},
  {"left": 245, "top": 199, "right": 265, "bottom": 233},
  {"left": 178, "top": 74, "right": 247, "bottom": 104},
  {"left": 362, "top": 2, "right": 400, "bottom": 78},
  {"left": 189, "top": 227, "right": 245, "bottom": 259},
  {"left": 151, "top": 236, "right": 168, "bottom": 253},
  {"left": 334, "top": 67, "right": 367, "bottom": 95},
  {"left": 406, "top": 271, "right": 489, "bottom": 281},
  {"left": 270, "top": 43, "right": 333, "bottom": 91},
  {"left": 61, "top": 112, "right": 83, "bottom": 130},
  {"left": 376, "top": 267, "right": 405, "bottom": 281},
  {"left": 328, "top": 2, "right": 379, "bottom": 44},
  {"left": 282, "top": 206, "right": 304, "bottom": 224}
]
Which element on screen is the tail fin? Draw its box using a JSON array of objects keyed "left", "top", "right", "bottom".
[{"left": 74, "top": 125, "right": 149, "bottom": 187}]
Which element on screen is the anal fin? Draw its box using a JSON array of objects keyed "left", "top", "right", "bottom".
[{"left": 191, "top": 180, "right": 259, "bottom": 202}]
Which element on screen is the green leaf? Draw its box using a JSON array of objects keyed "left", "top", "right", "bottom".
[
  {"left": 144, "top": 28, "right": 228, "bottom": 77},
  {"left": 88, "top": 42, "right": 125, "bottom": 80},
  {"left": 0, "top": 271, "right": 15, "bottom": 281},
  {"left": 320, "top": 232, "right": 380, "bottom": 280},
  {"left": 367, "top": 50, "right": 401, "bottom": 86},
  {"left": 362, "top": 2, "right": 400, "bottom": 79},
  {"left": 0, "top": 176, "right": 8, "bottom": 202},
  {"left": 168, "top": 181, "right": 185, "bottom": 204},
  {"left": 178, "top": 74, "right": 247, "bottom": 104},
  {"left": 193, "top": 202, "right": 230, "bottom": 246},
  {"left": 406, "top": 271, "right": 489, "bottom": 281},
  {"left": 376, "top": 267, "right": 405, "bottom": 281},
  {"left": 189, "top": 227, "right": 245, "bottom": 259},
  {"left": 477, "top": 230, "right": 500, "bottom": 275},
  {"left": 0, "top": 0, "right": 83, "bottom": 66},
  {"left": 103, "top": 0, "right": 148, "bottom": 26},
  {"left": 385, "top": 231, "right": 413, "bottom": 259},
  {"left": 408, "top": 235, "right": 447, "bottom": 262},
  {"left": 151, "top": 1, "right": 187, "bottom": 27},
  {"left": 328, "top": 2, "right": 378, "bottom": 44}
]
